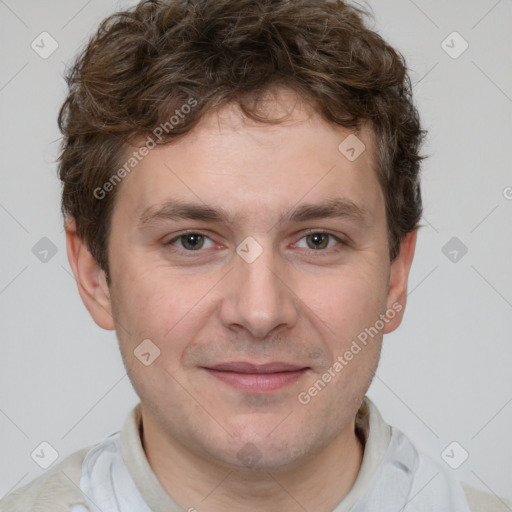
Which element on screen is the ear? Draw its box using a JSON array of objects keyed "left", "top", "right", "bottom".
[
  {"left": 65, "top": 218, "right": 115, "bottom": 330},
  {"left": 383, "top": 230, "right": 417, "bottom": 334}
]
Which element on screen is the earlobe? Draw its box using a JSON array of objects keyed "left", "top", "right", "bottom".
[
  {"left": 383, "top": 230, "right": 417, "bottom": 334},
  {"left": 65, "top": 218, "right": 116, "bottom": 330}
]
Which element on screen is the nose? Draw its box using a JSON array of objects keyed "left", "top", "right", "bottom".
[{"left": 219, "top": 242, "right": 299, "bottom": 339}]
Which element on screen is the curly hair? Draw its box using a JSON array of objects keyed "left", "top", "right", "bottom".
[{"left": 58, "top": 0, "right": 426, "bottom": 280}]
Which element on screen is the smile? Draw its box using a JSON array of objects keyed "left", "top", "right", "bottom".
[{"left": 202, "top": 362, "right": 310, "bottom": 392}]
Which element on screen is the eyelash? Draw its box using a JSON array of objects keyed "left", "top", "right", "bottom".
[{"left": 164, "top": 230, "right": 346, "bottom": 255}]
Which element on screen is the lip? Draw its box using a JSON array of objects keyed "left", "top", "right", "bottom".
[{"left": 203, "top": 362, "right": 310, "bottom": 392}]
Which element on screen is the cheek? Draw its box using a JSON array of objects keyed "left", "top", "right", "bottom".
[
  {"left": 299, "top": 263, "right": 388, "bottom": 341},
  {"left": 111, "top": 266, "right": 197, "bottom": 347}
]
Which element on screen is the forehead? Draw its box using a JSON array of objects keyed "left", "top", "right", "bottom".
[{"left": 113, "top": 94, "right": 382, "bottom": 226}]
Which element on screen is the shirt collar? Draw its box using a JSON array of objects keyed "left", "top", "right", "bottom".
[{"left": 119, "top": 396, "right": 391, "bottom": 512}]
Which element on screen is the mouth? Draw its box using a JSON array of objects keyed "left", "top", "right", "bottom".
[{"left": 202, "top": 362, "right": 310, "bottom": 392}]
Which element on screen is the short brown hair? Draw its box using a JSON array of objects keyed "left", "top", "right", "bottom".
[{"left": 58, "top": 0, "right": 426, "bottom": 281}]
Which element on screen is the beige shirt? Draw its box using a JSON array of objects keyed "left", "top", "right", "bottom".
[{"left": 1, "top": 397, "right": 509, "bottom": 511}]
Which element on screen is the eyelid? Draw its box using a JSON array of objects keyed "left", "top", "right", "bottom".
[{"left": 299, "top": 228, "right": 345, "bottom": 239}]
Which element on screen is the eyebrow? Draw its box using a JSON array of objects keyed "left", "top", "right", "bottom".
[{"left": 138, "top": 197, "right": 370, "bottom": 228}]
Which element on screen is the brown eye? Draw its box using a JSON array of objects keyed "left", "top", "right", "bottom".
[
  {"left": 294, "top": 232, "right": 344, "bottom": 252},
  {"left": 165, "top": 232, "right": 216, "bottom": 253},
  {"left": 180, "top": 233, "right": 205, "bottom": 250},
  {"left": 306, "top": 233, "right": 330, "bottom": 250}
]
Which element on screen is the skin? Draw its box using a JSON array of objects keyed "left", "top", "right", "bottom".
[{"left": 66, "top": 90, "right": 416, "bottom": 512}]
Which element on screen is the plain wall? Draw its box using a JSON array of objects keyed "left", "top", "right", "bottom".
[{"left": 1, "top": 0, "right": 511, "bottom": 502}]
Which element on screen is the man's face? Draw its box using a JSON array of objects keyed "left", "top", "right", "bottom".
[{"left": 84, "top": 92, "right": 411, "bottom": 471}]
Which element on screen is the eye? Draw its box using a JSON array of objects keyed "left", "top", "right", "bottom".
[
  {"left": 164, "top": 231, "right": 344, "bottom": 254},
  {"left": 167, "top": 232, "right": 216, "bottom": 251},
  {"left": 295, "top": 232, "right": 343, "bottom": 251}
]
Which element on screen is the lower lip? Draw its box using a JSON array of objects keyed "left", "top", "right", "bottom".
[{"left": 204, "top": 368, "right": 308, "bottom": 392}]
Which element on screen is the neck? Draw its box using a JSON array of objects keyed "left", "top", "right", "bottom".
[{"left": 141, "top": 412, "right": 365, "bottom": 512}]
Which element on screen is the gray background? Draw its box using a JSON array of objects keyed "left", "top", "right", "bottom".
[{"left": 1, "top": 0, "right": 511, "bottom": 504}]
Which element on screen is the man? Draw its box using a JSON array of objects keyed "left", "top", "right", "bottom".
[{"left": 1, "top": 0, "right": 508, "bottom": 510}]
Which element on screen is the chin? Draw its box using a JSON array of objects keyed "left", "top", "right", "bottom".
[{"left": 203, "top": 427, "right": 320, "bottom": 474}]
